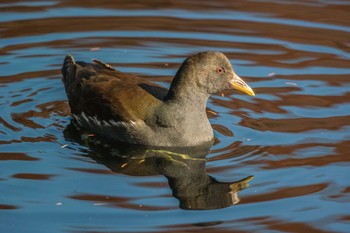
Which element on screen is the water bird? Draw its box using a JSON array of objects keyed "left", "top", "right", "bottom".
[{"left": 61, "top": 51, "right": 255, "bottom": 147}]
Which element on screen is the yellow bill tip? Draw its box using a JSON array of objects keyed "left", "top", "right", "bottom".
[{"left": 230, "top": 74, "right": 255, "bottom": 96}]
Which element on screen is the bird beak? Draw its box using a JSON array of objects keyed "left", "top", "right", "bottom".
[{"left": 230, "top": 74, "right": 255, "bottom": 96}]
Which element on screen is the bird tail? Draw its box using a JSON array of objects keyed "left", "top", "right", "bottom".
[{"left": 61, "top": 55, "right": 77, "bottom": 88}]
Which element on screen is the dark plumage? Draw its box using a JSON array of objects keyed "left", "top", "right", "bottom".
[{"left": 61, "top": 51, "right": 254, "bottom": 147}]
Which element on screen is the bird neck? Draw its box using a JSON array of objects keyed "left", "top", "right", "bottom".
[
  {"left": 164, "top": 87, "right": 209, "bottom": 112},
  {"left": 164, "top": 69, "right": 209, "bottom": 111}
]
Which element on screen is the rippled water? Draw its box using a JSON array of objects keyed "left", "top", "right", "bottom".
[{"left": 1, "top": 0, "right": 350, "bottom": 232}]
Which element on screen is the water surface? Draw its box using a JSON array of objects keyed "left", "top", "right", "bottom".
[{"left": 1, "top": 0, "right": 350, "bottom": 232}]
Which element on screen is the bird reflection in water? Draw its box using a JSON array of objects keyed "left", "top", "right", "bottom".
[{"left": 64, "top": 123, "right": 253, "bottom": 210}]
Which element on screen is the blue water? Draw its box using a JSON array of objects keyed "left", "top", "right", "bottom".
[{"left": 1, "top": 1, "right": 350, "bottom": 233}]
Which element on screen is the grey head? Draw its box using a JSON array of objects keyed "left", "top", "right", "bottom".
[{"left": 164, "top": 51, "right": 255, "bottom": 102}]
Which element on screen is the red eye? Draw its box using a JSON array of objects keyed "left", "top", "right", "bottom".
[{"left": 217, "top": 67, "right": 224, "bottom": 74}]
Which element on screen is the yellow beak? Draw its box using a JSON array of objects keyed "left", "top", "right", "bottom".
[{"left": 230, "top": 74, "right": 255, "bottom": 96}]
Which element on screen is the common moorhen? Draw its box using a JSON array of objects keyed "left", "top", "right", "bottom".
[{"left": 61, "top": 51, "right": 254, "bottom": 147}]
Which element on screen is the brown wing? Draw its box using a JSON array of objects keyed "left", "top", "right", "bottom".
[{"left": 61, "top": 55, "right": 167, "bottom": 122}]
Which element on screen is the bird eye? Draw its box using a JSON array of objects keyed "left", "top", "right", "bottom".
[{"left": 217, "top": 67, "right": 224, "bottom": 74}]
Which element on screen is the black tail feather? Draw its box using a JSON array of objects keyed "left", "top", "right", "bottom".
[{"left": 61, "top": 55, "right": 76, "bottom": 87}]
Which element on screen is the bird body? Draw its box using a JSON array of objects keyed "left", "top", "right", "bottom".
[{"left": 61, "top": 51, "right": 254, "bottom": 147}]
